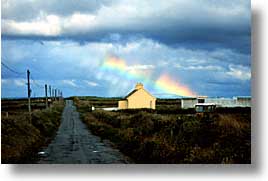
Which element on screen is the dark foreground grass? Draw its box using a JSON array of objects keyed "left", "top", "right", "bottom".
[
  {"left": 74, "top": 97, "right": 251, "bottom": 164},
  {"left": 1, "top": 101, "right": 64, "bottom": 163}
]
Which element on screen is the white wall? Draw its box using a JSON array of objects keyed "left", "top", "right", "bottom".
[
  {"left": 205, "top": 98, "right": 236, "bottom": 107},
  {"left": 181, "top": 97, "right": 251, "bottom": 108},
  {"left": 181, "top": 99, "right": 197, "bottom": 108}
]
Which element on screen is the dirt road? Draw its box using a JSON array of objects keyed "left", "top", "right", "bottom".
[{"left": 38, "top": 100, "right": 130, "bottom": 164}]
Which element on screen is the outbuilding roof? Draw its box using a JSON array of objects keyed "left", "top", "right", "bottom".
[{"left": 195, "top": 103, "right": 216, "bottom": 106}]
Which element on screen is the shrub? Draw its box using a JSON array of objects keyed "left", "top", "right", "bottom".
[
  {"left": 1, "top": 102, "right": 64, "bottom": 163},
  {"left": 129, "top": 112, "right": 154, "bottom": 135},
  {"left": 76, "top": 97, "right": 251, "bottom": 164}
]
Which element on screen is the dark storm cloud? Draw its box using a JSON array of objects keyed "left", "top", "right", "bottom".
[
  {"left": 1, "top": 0, "right": 251, "bottom": 98},
  {"left": 2, "top": 0, "right": 251, "bottom": 54}
]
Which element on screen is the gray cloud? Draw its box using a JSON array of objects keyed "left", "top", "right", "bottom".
[
  {"left": 1, "top": 0, "right": 114, "bottom": 21},
  {"left": 1, "top": 0, "right": 251, "bottom": 98},
  {"left": 1, "top": 38, "right": 251, "bottom": 97},
  {"left": 2, "top": 0, "right": 251, "bottom": 54}
]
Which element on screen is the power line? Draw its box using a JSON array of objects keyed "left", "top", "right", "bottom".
[
  {"left": 32, "top": 81, "right": 43, "bottom": 88},
  {"left": 2, "top": 64, "right": 62, "bottom": 100},
  {"left": 30, "top": 66, "right": 45, "bottom": 76},
  {"left": 31, "top": 75, "right": 44, "bottom": 89},
  {"left": 1, "top": 61, "right": 24, "bottom": 75}
]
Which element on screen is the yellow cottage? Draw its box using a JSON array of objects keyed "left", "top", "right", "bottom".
[{"left": 118, "top": 83, "right": 156, "bottom": 109}]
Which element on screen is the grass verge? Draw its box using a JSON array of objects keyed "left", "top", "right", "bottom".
[{"left": 1, "top": 101, "right": 65, "bottom": 163}]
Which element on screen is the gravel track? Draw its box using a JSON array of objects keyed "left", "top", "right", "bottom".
[{"left": 38, "top": 100, "right": 130, "bottom": 164}]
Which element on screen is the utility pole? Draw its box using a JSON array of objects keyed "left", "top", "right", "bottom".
[
  {"left": 52, "top": 88, "right": 54, "bottom": 101},
  {"left": 49, "top": 85, "right": 51, "bottom": 107},
  {"left": 45, "top": 84, "right": 48, "bottom": 109},
  {"left": 58, "top": 89, "right": 60, "bottom": 101},
  {"left": 27, "top": 69, "right": 31, "bottom": 121},
  {"left": 55, "top": 89, "right": 57, "bottom": 101},
  {"left": 49, "top": 85, "right": 52, "bottom": 98}
]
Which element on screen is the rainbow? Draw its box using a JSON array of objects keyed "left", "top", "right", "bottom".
[
  {"left": 102, "top": 56, "right": 126, "bottom": 70},
  {"left": 155, "top": 74, "right": 196, "bottom": 97},
  {"left": 101, "top": 55, "right": 196, "bottom": 97},
  {"left": 101, "top": 55, "right": 152, "bottom": 83}
]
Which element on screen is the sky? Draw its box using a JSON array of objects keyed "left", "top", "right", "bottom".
[{"left": 1, "top": 0, "right": 251, "bottom": 98}]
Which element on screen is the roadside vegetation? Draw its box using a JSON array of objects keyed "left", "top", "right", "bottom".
[
  {"left": 1, "top": 100, "right": 64, "bottom": 163},
  {"left": 69, "top": 96, "right": 120, "bottom": 108},
  {"left": 74, "top": 96, "right": 251, "bottom": 164}
]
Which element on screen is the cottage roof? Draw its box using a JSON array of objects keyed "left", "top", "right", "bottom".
[
  {"left": 121, "top": 83, "right": 156, "bottom": 100},
  {"left": 124, "top": 89, "right": 138, "bottom": 99}
]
